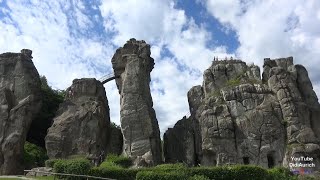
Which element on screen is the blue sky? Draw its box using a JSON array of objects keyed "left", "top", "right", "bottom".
[{"left": 1, "top": 0, "right": 320, "bottom": 136}]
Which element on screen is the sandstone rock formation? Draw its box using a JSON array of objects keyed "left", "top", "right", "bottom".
[
  {"left": 163, "top": 116, "right": 201, "bottom": 166},
  {"left": 45, "top": 78, "right": 110, "bottom": 159},
  {"left": 111, "top": 38, "right": 162, "bottom": 166},
  {"left": 164, "top": 58, "right": 320, "bottom": 171},
  {"left": 0, "top": 49, "right": 42, "bottom": 175}
]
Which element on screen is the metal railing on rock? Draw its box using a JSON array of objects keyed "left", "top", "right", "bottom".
[{"left": 99, "top": 73, "right": 119, "bottom": 84}]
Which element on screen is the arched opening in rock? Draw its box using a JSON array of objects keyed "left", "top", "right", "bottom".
[
  {"left": 243, "top": 157, "right": 250, "bottom": 165},
  {"left": 267, "top": 153, "right": 275, "bottom": 168}
]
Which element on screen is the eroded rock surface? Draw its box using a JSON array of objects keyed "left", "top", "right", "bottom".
[
  {"left": 111, "top": 38, "right": 162, "bottom": 166},
  {"left": 0, "top": 49, "right": 42, "bottom": 175},
  {"left": 165, "top": 58, "right": 320, "bottom": 171},
  {"left": 163, "top": 116, "right": 201, "bottom": 166},
  {"left": 45, "top": 78, "right": 110, "bottom": 159}
]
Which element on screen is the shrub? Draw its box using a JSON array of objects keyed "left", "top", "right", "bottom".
[
  {"left": 89, "top": 167, "right": 140, "bottom": 180},
  {"left": 105, "top": 154, "right": 132, "bottom": 168},
  {"left": 267, "top": 167, "right": 296, "bottom": 180},
  {"left": 45, "top": 159, "right": 62, "bottom": 168},
  {"left": 230, "top": 165, "right": 268, "bottom": 180},
  {"left": 152, "top": 163, "right": 188, "bottom": 173},
  {"left": 23, "top": 141, "right": 48, "bottom": 169},
  {"left": 99, "top": 161, "right": 123, "bottom": 170},
  {"left": 188, "top": 175, "right": 210, "bottom": 180},
  {"left": 136, "top": 171, "right": 187, "bottom": 180},
  {"left": 189, "top": 166, "right": 232, "bottom": 180},
  {"left": 154, "top": 163, "right": 187, "bottom": 169},
  {"left": 53, "top": 158, "right": 91, "bottom": 180}
]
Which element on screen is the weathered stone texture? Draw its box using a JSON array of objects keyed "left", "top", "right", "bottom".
[
  {"left": 112, "top": 38, "right": 162, "bottom": 166},
  {"left": 45, "top": 78, "right": 110, "bottom": 159},
  {"left": 165, "top": 58, "right": 320, "bottom": 171},
  {"left": 163, "top": 116, "right": 201, "bottom": 166},
  {"left": 0, "top": 49, "right": 42, "bottom": 175}
]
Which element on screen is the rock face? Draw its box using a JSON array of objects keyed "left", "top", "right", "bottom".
[
  {"left": 111, "top": 38, "right": 162, "bottom": 166},
  {"left": 163, "top": 116, "right": 201, "bottom": 166},
  {"left": 107, "top": 125, "right": 123, "bottom": 155},
  {"left": 165, "top": 58, "right": 320, "bottom": 171},
  {"left": 0, "top": 49, "right": 42, "bottom": 175},
  {"left": 45, "top": 78, "right": 110, "bottom": 159}
]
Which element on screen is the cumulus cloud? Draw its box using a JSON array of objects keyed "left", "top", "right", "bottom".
[
  {"left": 0, "top": 0, "right": 115, "bottom": 88},
  {"left": 202, "top": 0, "right": 320, "bottom": 98}
]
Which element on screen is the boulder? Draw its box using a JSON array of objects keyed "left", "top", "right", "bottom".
[
  {"left": 0, "top": 49, "right": 42, "bottom": 175},
  {"left": 45, "top": 78, "right": 110, "bottom": 159},
  {"left": 111, "top": 38, "right": 162, "bottom": 166}
]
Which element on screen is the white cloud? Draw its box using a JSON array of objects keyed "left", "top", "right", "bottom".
[
  {"left": 203, "top": 0, "right": 320, "bottom": 98},
  {"left": 0, "top": 0, "right": 114, "bottom": 90}
]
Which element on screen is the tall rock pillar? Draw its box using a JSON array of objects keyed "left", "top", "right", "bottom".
[
  {"left": 0, "top": 49, "right": 42, "bottom": 175},
  {"left": 111, "top": 38, "right": 162, "bottom": 166}
]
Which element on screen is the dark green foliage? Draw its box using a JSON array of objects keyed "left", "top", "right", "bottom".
[
  {"left": 136, "top": 171, "right": 187, "bottom": 180},
  {"left": 53, "top": 158, "right": 91, "bottom": 180},
  {"left": 23, "top": 141, "right": 48, "bottom": 169},
  {"left": 89, "top": 167, "right": 141, "bottom": 180},
  {"left": 111, "top": 122, "right": 121, "bottom": 129},
  {"left": 267, "top": 167, "right": 297, "bottom": 180},
  {"left": 230, "top": 165, "right": 269, "bottom": 180},
  {"left": 45, "top": 159, "right": 62, "bottom": 168},
  {"left": 188, "top": 175, "right": 210, "bottom": 180},
  {"left": 27, "top": 75, "right": 65, "bottom": 147},
  {"left": 99, "top": 161, "right": 123, "bottom": 170},
  {"left": 105, "top": 154, "right": 132, "bottom": 168},
  {"left": 153, "top": 163, "right": 188, "bottom": 173}
]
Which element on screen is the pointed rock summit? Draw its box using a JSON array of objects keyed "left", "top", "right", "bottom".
[{"left": 112, "top": 38, "right": 162, "bottom": 166}]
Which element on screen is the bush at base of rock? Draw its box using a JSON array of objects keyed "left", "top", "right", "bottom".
[
  {"left": 188, "top": 175, "right": 210, "bottom": 180},
  {"left": 136, "top": 171, "right": 187, "bottom": 180},
  {"left": 53, "top": 160, "right": 297, "bottom": 180},
  {"left": 23, "top": 141, "right": 48, "bottom": 169},
  {"left": 89, "top": 167, "right": 140, "bottom": 180},
  {"left": 45, "top": 159, "right": 62, "bottom": 168},
  {"left": 53, "top": 158, "right": 91, "bottom": 180},
  {"left": 104, "top": 154, "right": 132, "bottom": 168},
  {"left": 267, "top": 167, "right": 296, "bottom": 180}
]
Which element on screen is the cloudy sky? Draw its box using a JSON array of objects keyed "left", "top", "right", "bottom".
[{"left": 1, "top": 0, "right": 320, "bottom": 136}]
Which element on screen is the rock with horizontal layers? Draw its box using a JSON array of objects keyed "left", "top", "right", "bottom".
[
  {"left": 0, "top": 49, "right": 42, "bottom": 175},
  {"left": 166, "top": 58, "right": 320, "bottom": 172},
  {"left": 111, "top": 38, "right": 162, "bottom": 166},
  {"left": 45, "top": 78, "right": 110, "bottom": 159}
]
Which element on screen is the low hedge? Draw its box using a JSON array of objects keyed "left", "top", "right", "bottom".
[
  {"left": 188, "top": 175, "right": 210, "bottom": 180},
  {"left": 136, "top": 171, "right": 187, "bottom": 180},
  {"left": 53, "top": 158, "right": 91, "bottom": 180},
  {"left": 267, "top": 167, "right": 297, "bottom": 180},
  {"left": 105, "top": 154, "right": 132, "bottom": 168},
  {"left": 45, "top": 159, "right": 62, "bottom": 168},
  {"left": 89, "top": 167, "right": 141, "bottom": 180}
]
